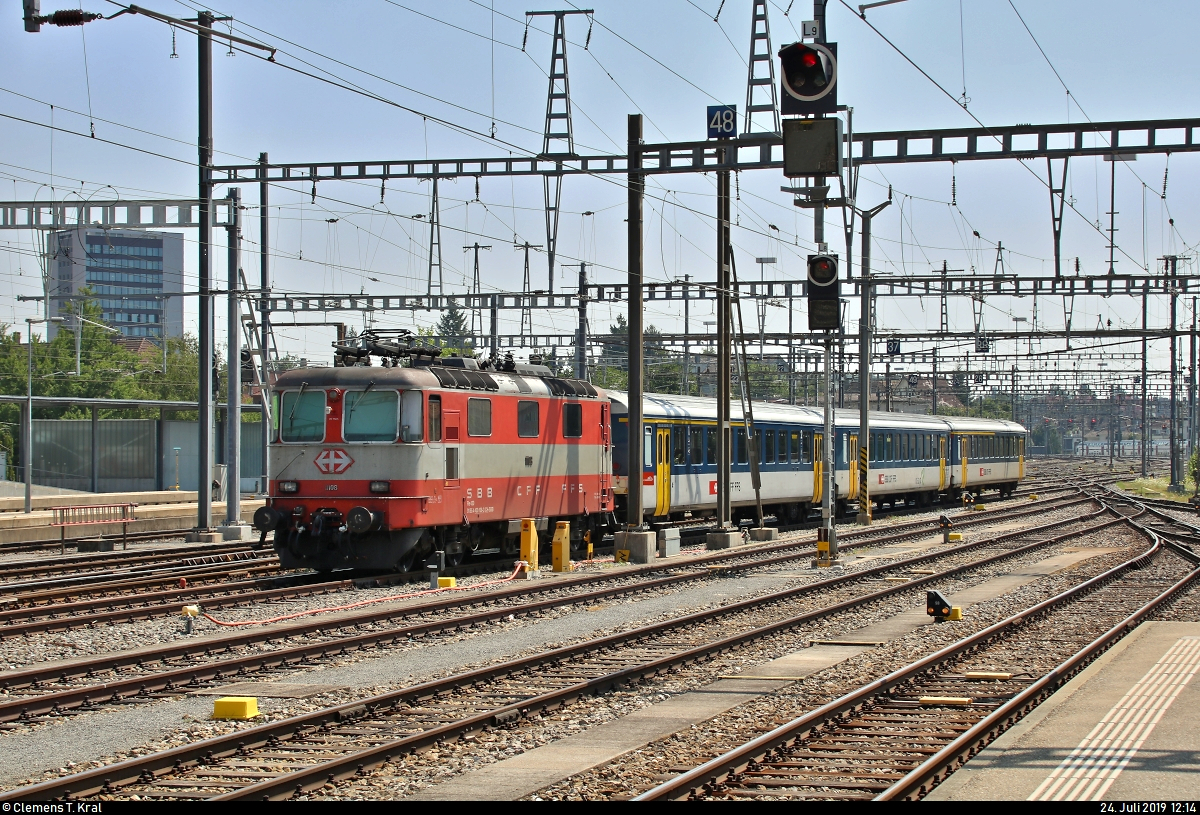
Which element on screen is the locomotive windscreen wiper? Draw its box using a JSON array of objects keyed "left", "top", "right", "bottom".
[
  {"left": 345, "top": 381, "right": 375, "bottom": 424},
  {"left": 287, "top": 381, "right": 309, "bottom": 425}
]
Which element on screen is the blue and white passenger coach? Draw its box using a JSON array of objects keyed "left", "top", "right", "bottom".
[{"left": 609, "top": 391, "right": 1026, "bottom": 522}]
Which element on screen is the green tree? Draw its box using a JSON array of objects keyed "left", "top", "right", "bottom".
[
  {"left": 435, "top": 304, "right": 472, "bottom": 352},
  {"left": 0, "top": 294, "right": 201, "bottom": 477}
]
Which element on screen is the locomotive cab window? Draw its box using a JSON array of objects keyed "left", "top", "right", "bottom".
[
  {"left": 517, "top": 400, "right": 538, "bottom": 437},
  {"left": 343, "top": 389, "right": 398, "bottom": 442},
  {"left": 280, "top": 388, "right": 326, "bottom": 443},
  {"left": 562, "top": 403, "right": 583, "bottom": 438},
  {"left": 400, "top": 390, "right": 423, "bottom": 442}
]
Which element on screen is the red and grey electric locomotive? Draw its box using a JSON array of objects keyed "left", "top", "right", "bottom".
[{"left": 254, "top": 332, "right": 615, "bottom": 572}]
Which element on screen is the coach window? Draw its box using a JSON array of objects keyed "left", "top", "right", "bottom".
[
  {"left": 690, "top": 427, "right": 703, "bottom": 465},
  {"left": 428, "top": 395, "right": 442, "bottom": 442},
  {"left": 764, "top": 430, "right": 775, "bottom": 464},
  {"left": 790, "top": 431, "right": 800, "bottom": 463},
  {"left": 343, "top": 389, "right": 399, "bottom": 442},
  {"left": 516, "top": 400, "right": 538, "bottom": 437},
  {"left": 563, "top": 403, "right": 583, "bottom": 438},
  {"left": 883, "top": 433, "right": 892, "bottom": 461},
  {"left": 707, "top": 427, "right": 718, "bottom": 465},
  {"left": 280, "top": 388, "right": 326, "bottom": 442},
  {"left": 399, "top": 391, "right": 423, "bottom": 442},
  {"left": 673, "top": 426, "right": 687, "bottom": 465},
  {"left": 735, "top": 428, "right": 748, "bottom": 464},
  {"left": 645, "top": 426, "right": 654, "bottom": 465},
  {"left": 802, "top": 431, "right": 814, "bottom": 464}
]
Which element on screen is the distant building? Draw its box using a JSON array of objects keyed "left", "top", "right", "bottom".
[{"left": 49, "top": 228, "right": 184, "bottom": 339}]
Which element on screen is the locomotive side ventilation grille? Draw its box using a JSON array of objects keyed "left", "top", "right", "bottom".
[
  {"left": 429, "top": 366, "right": 499, "bottom": 391},
  {"left": 545, "top": 378, "right": 598, "bottom": 398}
]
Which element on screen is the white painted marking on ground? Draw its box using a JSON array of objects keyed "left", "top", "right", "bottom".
[{"left": 1028, "top": 636, "right": 1200, "bottom": 801}]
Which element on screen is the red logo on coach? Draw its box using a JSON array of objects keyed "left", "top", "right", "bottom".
[{"left": 314, "top": 449, "right": 355, "bottom": 474}]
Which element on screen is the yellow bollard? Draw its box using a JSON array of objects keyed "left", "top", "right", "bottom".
[
  {"left": 520, "top": 518, "right": 539, "bottom": 573},
  {"left": 551, "top": 521, "right": 573, "bottom": 573}
]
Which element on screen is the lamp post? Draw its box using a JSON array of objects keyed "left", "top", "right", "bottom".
[{"left": 25, "top": 316, "right": 64, "bottom": 513}]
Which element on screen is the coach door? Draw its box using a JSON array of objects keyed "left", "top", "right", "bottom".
[
  {"left": 847, "top": 434, "right": 858, "bottom": 500},
  {"left": 443, "top": 410, "right": 461, "bottom": 488},
  {"left": 600, "top": 403, "right": 611, "bottom": 496},
  {"left": 938, "top": 436, "right": 947, "bottom": 490},
  {"left": 813, "top": 432, "right": 824, "bottom": 504},
  {"left": 655, "top": 426, "right": 672, "bottom": 516}
]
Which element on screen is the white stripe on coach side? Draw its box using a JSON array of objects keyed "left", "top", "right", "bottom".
[{"left": 1027, "top": 636, "right": 1200, "bottom": 801}]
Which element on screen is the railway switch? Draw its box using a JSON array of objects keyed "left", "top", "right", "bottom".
[{"left": 552, "top": 522, "right": 573, "bottom": 573}]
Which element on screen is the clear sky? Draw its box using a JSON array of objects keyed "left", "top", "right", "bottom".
[{"left": 2, "top": 0, "right": 1198, "bottom": 384}]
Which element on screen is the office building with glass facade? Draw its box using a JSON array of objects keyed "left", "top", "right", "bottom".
[{"left": 50, "top": 228, "right": 185, "bottom": 338}]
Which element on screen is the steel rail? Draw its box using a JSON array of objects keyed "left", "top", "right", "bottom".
[
  {"left": 198, "top": 510, "right": 1136, "bottom": 802},
  {"left": 0, "top": 552, "right": 279, "bottom": 597},
  {"left": 0, "top": 540, "right": 260, "bottom": 576},
  {"left": 878, "top": 548, "right": 1198, "bottom": 798},
  {"left": 0, "top": 499, "right": 1105, "bottom": 719},
  {"left": 635, "top": 511, "right": 1179, "bottom": 801},
  {"left": 0, "top": 494, "right": 1089, "bottom": 637},
  {"left": 0, "top": 504, "right": 1119, "bottom": 800}
]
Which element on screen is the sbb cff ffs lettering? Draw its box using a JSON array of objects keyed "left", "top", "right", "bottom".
[{"left": 807, "top": 254, "right": 840, "bottom": 331}]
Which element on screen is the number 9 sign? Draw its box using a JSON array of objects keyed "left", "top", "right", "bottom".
[{"left": 706, "top": 105, "right": 738, "bottom": 139}]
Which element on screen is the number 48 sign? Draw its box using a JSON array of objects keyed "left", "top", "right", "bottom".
[{"left": 707, "top": 105, "right": 738, "bottom": 139}]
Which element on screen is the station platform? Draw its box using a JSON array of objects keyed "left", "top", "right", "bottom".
[
  {"left": 0, "top": 491, "right": 264, "bottom": 544},
  {"left": 928, "top": 621, "right": 1200, "bottom": 801}
]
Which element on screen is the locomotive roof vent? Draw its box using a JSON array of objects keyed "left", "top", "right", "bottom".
[{"left": 439, "top": 356, "right": 481, "bottom": 370}]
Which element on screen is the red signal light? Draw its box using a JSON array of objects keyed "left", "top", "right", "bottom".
[{"left": 801, "top": 52, "right": 817, "bottom": 68}]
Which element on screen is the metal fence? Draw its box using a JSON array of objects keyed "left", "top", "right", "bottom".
[{"left": 30, "top": 418, "right": 264, "bottom": 494}]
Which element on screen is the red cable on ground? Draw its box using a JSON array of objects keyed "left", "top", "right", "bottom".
[{"left": 200, "top": 562, "right": 527, "bottom": 628}]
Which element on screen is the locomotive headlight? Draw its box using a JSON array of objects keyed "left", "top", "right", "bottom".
[
  {"left": 278, "top": 480, "right": 299, "bottom": 494},
  {"left": 369, "top": 481, "right": 391, "bottom": 494}
]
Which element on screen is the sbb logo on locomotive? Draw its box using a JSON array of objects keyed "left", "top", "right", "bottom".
[{"left": 314, "top": 449, "right": 355, "bottom": 474}]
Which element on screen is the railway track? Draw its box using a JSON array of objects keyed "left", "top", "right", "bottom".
[
  {"left": 633, "top": 503, "right": 1200, "bottom": 801},
  {"left": 0, "top": 491, "right": 1091, "bottom": 641},
  {"left": 0, "top": 541, "right": 270, "bottom": 585},
  {"left": 0, "top": 493, "right": 1129, "bottom": 800}
]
